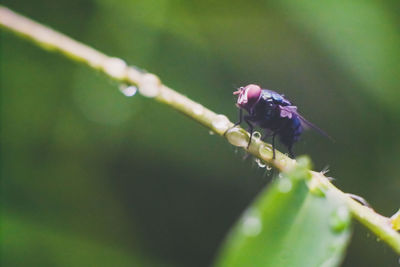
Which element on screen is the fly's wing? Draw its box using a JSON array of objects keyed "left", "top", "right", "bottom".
[
  {"left": 297, "top": 114, "right": 334, "bottom": 141},
  {"left": 279, "top": 105, "right": 333, "bottom": 141}
]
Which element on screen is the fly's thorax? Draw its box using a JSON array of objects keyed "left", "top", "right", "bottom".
[{"left": 261, "top": 89, "right": 292, "bottom": 106}]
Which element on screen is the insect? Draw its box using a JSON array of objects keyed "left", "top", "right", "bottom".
[{"left": 229, "top": 84, "right": 327, "bottom": 159}]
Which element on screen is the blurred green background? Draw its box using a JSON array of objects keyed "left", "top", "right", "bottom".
[{"left": 1, "top": 0, "right": 400, "bottom": 266}]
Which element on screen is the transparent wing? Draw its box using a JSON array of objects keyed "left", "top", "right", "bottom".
[
  {"left": 279, "top": 105, "right": 334, "bottom": 141},
  {"left": 297, "top": 113, "right": 334, "bottom": 141}
]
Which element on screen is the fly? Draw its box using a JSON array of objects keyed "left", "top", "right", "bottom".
[{"left": 229, "top": 84, "right": 329, "bottom": 159}]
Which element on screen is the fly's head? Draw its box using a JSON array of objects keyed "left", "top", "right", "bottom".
[{"left": 234, "top": 84, "right": 261, "bottom": 111}]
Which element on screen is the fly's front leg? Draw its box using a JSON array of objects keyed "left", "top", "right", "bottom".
[
  {"left": 244, "top": 115, "right": 254, "bottom": 149},
  {"left": 233, "top": 108, "right": 243, "bottom": 127},
  {"left": 224, "top": 108, "right": 243, "bottom": 137},
  {"left": 288, "top": 145, "right": 295, "bottom": 159}
]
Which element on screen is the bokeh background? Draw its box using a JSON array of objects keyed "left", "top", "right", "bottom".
[{"left": 1, "top": 0, "right": 400, "bottom": 266}]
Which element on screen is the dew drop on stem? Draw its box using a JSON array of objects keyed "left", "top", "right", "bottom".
[
  {"left": 252, "top": 131, "right": 262, "bottom": 140},
  {"left": 259, "top": 143, "right": 273, "bottom": 159},
  {"left": 255, "top": 158, "right": 266, "bottom": 168},
  {"left": 212, "top": 114, "right": 230, "bottom": 132},
  {"left": 103, "top": 57, "right": 127, "bottom": 79},
  {"left": 119, "top": 84, "right": 137, "bottom": 97},
  {"left": 138, "top": 73, "right": 161, "bottom": 97},
  {"left": 225, "top": 127, "right": 248, "bottom": 147}
]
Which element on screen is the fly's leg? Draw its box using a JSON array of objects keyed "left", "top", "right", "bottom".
[
  {"left": 223, "top": 108, "right": 242, "bottom": 137},
  {"left": 275, "top": 120, "right": 293, "bottom": 159},
  {"left": 272, "top": 132, "right": 277, "bottom": 159},
  {"left": 244, "top": 115, "right": 254, "bottom": 149},
  {"left": 233, "top": 108, "right": 243, "bottom": 127},
  {"left": 288, "top": 145, "right": 295, "bottom": 159}
]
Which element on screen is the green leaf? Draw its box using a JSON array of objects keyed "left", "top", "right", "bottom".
[{"left": 215, "top": 158, "right": 352, "bottom": 267}]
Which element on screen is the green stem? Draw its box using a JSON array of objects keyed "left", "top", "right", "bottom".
[{"left": 1, "top": 5, "right": 399, "bottom": 254}]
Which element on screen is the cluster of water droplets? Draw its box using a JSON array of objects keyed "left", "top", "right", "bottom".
[{"left": 254, "top": 158, "right": 273, "bottom": 174}]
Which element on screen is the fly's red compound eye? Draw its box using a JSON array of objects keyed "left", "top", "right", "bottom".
[
  {"left": 234, "top": 84, "right": 261, "bottom": 109},
  {"left": 244, "top": 84, "right": 261, "bottom": 104}
]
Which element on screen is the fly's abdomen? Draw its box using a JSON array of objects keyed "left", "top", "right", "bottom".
[{"left": 279, "top": 116, "right": 303, "bottom": 147}]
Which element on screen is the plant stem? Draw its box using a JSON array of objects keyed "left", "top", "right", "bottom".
[{"left": 1, "top": 5, "right": 399, "bottom": 254}]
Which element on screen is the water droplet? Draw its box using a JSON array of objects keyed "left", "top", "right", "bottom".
[
  {"left": 266, "top": 165, "right": 272, "bottom": 171},
  {"left": 103, "top": 57, "right": 127, "bottom": 79},
  {"left": 330, "top": 206, "right": 350, "bottom": 232},
  {"left": 259, "top": 143, "right": 273, "bottom": 158},
  {"left": 138, "top": 73, "right": 161, "bottom": 97},
  {"left": 212, "top": 114, "right": 230, "bottom": 132},
  {"left": 278, "top": 177, "right": 292, "bottom": 193},
  {"left": 255, "top": 158, "right": 266, "bottom": 168},
  {"left": 119, "top": 84, "right": 137, "bottom": 97},
  {"left": 252, "top": 131, "right": 262, "bottom": 140},
  {"left": 209, "top": 130, "right": 215, "bottom": 135},
  {"left": 242, "top": 209, "right": 262, "bottom": 237},
  {"left": 225, "top": 127, "right": 248, "bottom": 147},
  {"left": 192, "top": 104, "right": 204, "bottom": 115}
]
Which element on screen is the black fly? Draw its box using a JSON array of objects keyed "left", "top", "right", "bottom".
[{"left": 229, "top": 84, "right": 328, "bottom": 159}]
